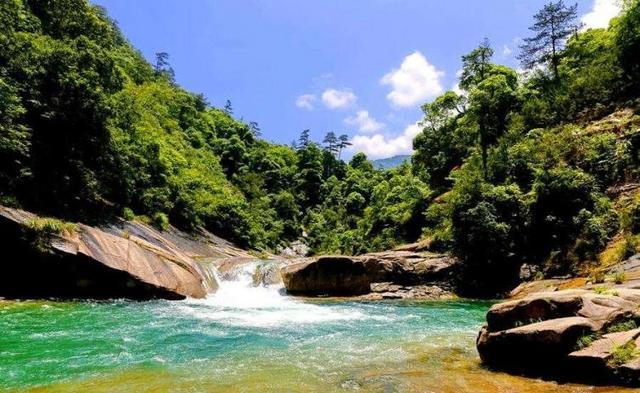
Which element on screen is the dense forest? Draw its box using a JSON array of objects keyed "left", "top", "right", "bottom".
[{"left": 1, "top": 0, "right": 639, "bottom": 294}]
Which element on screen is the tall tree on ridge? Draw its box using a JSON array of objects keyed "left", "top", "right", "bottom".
[
  {"left": 298, "top": 129, "right": 310, "bottom": 148},
  {"left": 224, "top": 100, "right": 234, "bottom": 115},
  {"left": 460, "top": 39, "right": 494, "bottom": 178},
  {"left": 460, "top": 38, "right": 493, "bottom": 90},
  {"left": 518, "top": 1, "right": 579, "bottom": 81},
  {"left": 337, "top": 134, "right": 352, "bottom": 159},
  {"left": 154, "top": 52, "right": 175, "bottom": 81},
  {"left": 323, "top": 132, "right": 338, "bottom": 155}
]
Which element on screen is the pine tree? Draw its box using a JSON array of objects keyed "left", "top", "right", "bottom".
[
  {"left": 298, "top": 129, "right": 310, "bottom": 148},
  {"left": 224, "top": 100, "right": 234, "bottom": 115},
  {"left": 323, "top": 132, "right": 338, "bottom": 155},
  {"left": 518, "top": 1, "right": 579, "bottom": 81},
  {"left": 249, "top": 121, "right": 261, "bottom": 137},
  {"left": 337, "top": 134, "right": 352, "bottom": 159},
  {"left": 154, "top": 52, "right": 175, "bottom": 81}
]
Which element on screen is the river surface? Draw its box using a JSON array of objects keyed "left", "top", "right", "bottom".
[{"left": 0, "top": 263, "right": 635, "bottom": 393}]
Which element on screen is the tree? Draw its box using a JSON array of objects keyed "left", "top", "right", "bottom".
[
  {"left": 468, "top": 69, "right": 518, "bottom": 179},
  {"left": 337, "top": 134, "right": 352, "bottom": 159},
  {"left": 298, "top": 129, "right": 310, "bottom": 148},
  {"left": 616, "top": 0, "right": 640, "bottom": 91},
  {"left": 249, "top": 121, "right": 261, "bottom": 137},
  {"left": 323, "top": 132, "right": 338, "bottom": 154},
  {"left": 518, "top": 1, "right": 579, "bottom": 81},
  {"left": 460, "top": 38, "right": 494, "bottom": 90},
  {"left": 224, "top": 99, "right": 233, "bottom": 115},
  {"left": 413, "top": 91, "right": 472, "bottom": 189},
  {"left": 154, "top": 52, "right": 175, "bottom": 81}
]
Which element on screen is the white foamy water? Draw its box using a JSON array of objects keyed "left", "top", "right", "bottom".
[{"left": 176, "top": 262, "right": 389, "bottom": 328}]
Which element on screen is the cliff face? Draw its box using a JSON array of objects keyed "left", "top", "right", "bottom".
[{"left": 0, "top": 205, "right": 251, "bottom": 300}]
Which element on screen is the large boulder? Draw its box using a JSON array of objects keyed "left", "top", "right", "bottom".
[
  {"left": 477, "top": 288, "right": 640, "bottom": 386},
  {"left": 281, "top": 256, "right": 371, "bottom": 295},
  {"left": 281, "top": 252, "right": 460, "bottom": 297},
  {"left": 0, "top": 205, "right": 212, "bottom": 300}
]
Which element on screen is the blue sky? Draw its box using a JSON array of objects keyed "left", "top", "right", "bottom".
[{"left": 92, "top": 0, "right": 620, "bottom": 159}]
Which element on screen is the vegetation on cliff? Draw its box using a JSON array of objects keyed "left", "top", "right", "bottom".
[{"left": 1, "top": 0, "right": 640, "bottom": 294}]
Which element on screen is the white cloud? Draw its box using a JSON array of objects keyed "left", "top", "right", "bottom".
[
  {"left": 380, "top": 51, "right": 444, "bottom": 108},
  {"left": 344, "top": 110, "right": 385, "bottom": 133},
  {"left": 501, "top": 44, "right": 513, "bottom": 57},
  {"left": 295, "top": 94, "right": 316, "bottom": 110},
  {"left": 321, "top": 88, "right": 357, "bottom": 109},
  {"left": 581, "top": 0, "right": 622, "bottom": 30},
  {"left": 347, "top": 121, "right": 422, "bottom": 159}
]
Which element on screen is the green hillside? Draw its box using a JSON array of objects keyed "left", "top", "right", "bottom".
[{"left": 1, "top": 0, "right": 640, "bottom": 294}]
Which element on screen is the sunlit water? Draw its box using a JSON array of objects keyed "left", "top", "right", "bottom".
[{"left": 0, "top": 263, "right": 634, "bottom": 392}]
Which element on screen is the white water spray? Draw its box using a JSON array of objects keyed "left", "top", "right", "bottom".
[{"left": 178, "top": 261, "right": 387, "bottom": 328}]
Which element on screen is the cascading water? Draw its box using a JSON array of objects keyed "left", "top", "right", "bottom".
[
  {"left": 194, "top": 259, "right": 223, "bottom": 293},
  {"left": 180, "top": 261, "right": 374, "bottom": 328}
]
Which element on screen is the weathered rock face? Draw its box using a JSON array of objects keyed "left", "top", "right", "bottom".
[
  {"left": 477, "top": 288, "right": 640, "bottom": 386},
  {"left": 0, "top": 205, "right": 214, "bottom": 300},
  {"left": 281, "top": 252, "right": 460, "bottom": 297}
]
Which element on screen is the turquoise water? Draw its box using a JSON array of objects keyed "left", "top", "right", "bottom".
[{"left": 0, "top": 265, "right": 634, "bottom": 392}]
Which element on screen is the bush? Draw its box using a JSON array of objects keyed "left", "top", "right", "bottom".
[
  {"left": 121, "top": 207, "right": 135, "bottom": 221},
  {"left": 152, "top": 212, "right": 169, "bottom": 231}
]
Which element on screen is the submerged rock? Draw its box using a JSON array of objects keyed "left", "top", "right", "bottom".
[
  {"left": 476, "top": 288, "right": 640, "bottom": 386},
  {"left": 0, "top": 205, "right": 211, "bottom": 300},
  {"left": 281, "top": 252, "right": 460, "bottom": 297}
]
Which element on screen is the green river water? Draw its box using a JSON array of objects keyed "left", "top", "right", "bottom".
[{"left": 0, "top": 263, "right": 635, "bottom": 392}]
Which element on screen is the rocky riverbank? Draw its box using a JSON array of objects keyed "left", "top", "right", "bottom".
[
  {"left": 477, "top": 288, "right": 640, "bottom": 386},
  {"left": 0, "top": 205, "right": 252, "bottom": 300}
]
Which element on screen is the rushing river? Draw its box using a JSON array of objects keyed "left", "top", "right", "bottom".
[{"left": 0, "top": 263, "right": 635, "bottom": 393}]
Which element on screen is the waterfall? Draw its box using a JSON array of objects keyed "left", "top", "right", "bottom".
[
  {"left": 179, "top": 261, "right": 370, "bottom": 328},
  {"left": 194, "top": 259, "right": 222, "bottom": 293}
]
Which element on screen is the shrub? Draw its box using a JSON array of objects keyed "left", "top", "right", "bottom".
[
  {"left": 121, "top": 207, "right": 135, "bottom": 221},
  {"left": 152, "top": 212, "right": 170, "bottom": 231}
]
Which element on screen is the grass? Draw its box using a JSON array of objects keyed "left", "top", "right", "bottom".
[
  {"left": 576, "top": 333, "right": 601, "bottom": 350},
  {"left": 25, "top": 217, "right": 77, "bottom": 236},
  {"left": 612, "top": 271, "right": 627, "bottom": 284},
  {"left": 606, "top": 320, "right": 638, "bottom": 333},
  {"left": 609, "top": 341, "right": 638, "bottom": 367},
  {"left": 593, "top": 286, "right": 611, "bottom": 295}
]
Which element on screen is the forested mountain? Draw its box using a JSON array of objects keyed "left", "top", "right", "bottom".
[
  {"left": 372, "top": 155, "right": 410, "bottom": 170},
  {"left": 1, "top": 0, "right": 639, "bottom": 294}
]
